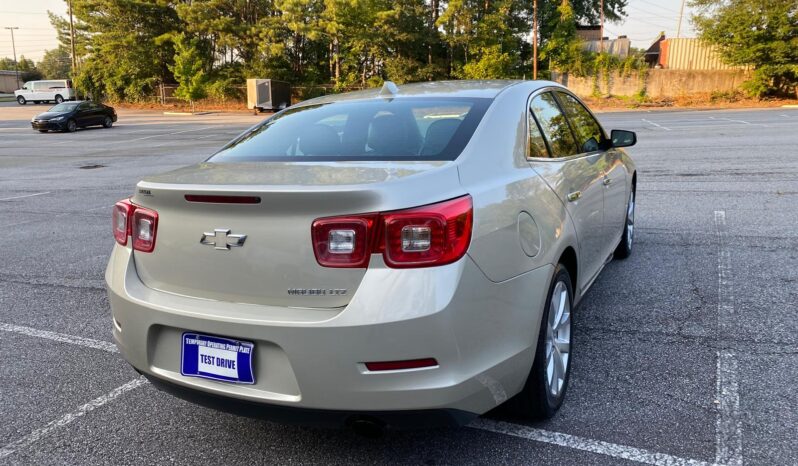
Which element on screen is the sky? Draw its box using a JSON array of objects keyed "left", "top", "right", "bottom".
[{"left": 0, "top": 0, "right": 696, "bottom": 63}]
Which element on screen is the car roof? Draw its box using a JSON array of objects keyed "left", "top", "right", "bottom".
[{"left": 300, "top": 80, "right": 560, "bottom": 106}]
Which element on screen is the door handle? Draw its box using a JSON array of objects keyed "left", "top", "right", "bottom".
[
  {"left": 603, "top": 177, "right": 612, "bottom": 186},
  {"left": 567, "top": 191, "right": 582, "bottom": 202}
]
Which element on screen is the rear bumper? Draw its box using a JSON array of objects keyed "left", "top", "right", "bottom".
[
  {"left": 106, "top": 245, "right": 552, "bottom": 426},
  {"left": 144, "top": 372, "right": 475, "bottom": 429}
]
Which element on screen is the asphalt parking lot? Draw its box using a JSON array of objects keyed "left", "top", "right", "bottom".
[{"left": 1, "top": 100, "right": 796, "bottom": 465}]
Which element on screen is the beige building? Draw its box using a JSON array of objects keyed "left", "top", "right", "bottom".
[{"left": 0, "top": 70, "right": 21, "bottom": 93}]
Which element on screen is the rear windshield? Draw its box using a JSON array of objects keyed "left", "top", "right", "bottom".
[{"left": 208, "top": 97, "right": 492, "bottom": 162}]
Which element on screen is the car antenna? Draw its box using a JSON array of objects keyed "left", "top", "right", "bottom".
[{"left": 379, "top": 81, "right": 399, "bottom": 98}]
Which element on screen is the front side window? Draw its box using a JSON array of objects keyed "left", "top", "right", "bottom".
[
  {"left": 556, "top": 92, "right": 607, "bottom": 153},
  {"left": 22, "top": 82, "right": 31, "bottom": 90},
  {"left": 208, "top": 97, "right": 491, "bottom": 162},
  {"left": 530, "top": 93, "right": 578, "bottom": 158}
]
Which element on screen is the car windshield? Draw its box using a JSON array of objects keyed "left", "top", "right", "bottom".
[
  {"left": 208, "top": 97, "right": 491, "bottom": 162},
  {"left": 49, "top": 103, "right": 80, "bottom": 112}
]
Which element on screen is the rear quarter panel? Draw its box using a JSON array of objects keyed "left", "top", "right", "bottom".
[{"left": 457, "top": 82, "right": 579, "bottom": 284}]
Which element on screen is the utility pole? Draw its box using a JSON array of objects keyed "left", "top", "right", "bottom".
[
  {"left": 676, "top": 0, "right": 686, "bottom": 38},
  {"left": 532, "top": 0, "right": 537, "bottom": 79},
  {"left": 4, "top": 27, "right": 20, "bottom": 89},
  {"left": 67, "top": 0, "right": 78, "bottom": 72},
  {"left": 599, "top": 0, "right": 604, "bottom": 53}
]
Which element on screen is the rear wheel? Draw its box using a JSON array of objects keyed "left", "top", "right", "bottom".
[
  {"left": 17, "top": 96, "right": 26, "bottom": 105},
  {"left": 614, "top": 189, "right": 635, "bottom": 259},
  {"left": 54, "top": 94, "right": 64, "bottom": 104},
  {"left": 38, "top": 130, "right": 48, "bottom": 133},
  {"left": 65, "top": 119, "right": 77, "bottom": 133},
  {"left": 510, "top": 264, "right": 573, "bottom": 419},
  {"left": 102, "top": 116, "right": 113, "bottom": 128}
]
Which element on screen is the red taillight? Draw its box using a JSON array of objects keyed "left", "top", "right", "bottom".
[
  {"left": 112, "top": 199, "right": 159, "bottom": 253},
  {"left": 311, "top": 195, "right": 472, "bottom": 269},
  {"left": 382, "top": 196, "right": 473, "bottom": 268},
  {"left": 112, "top": 200, "right": 134, "bottom": 246},
  {"left": 131, "top": 207, "right": 158, "bottom": 253},
  {"left": 311, "top": 216, "right": 376, "bottom": 268},
  {"left": 365, "top": 358, "right": 439, "bottom": 371}
]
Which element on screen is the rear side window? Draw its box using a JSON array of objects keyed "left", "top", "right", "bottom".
[
  {"left": 556, "top": 92, "right": 607, "bottom": 153},
  {"left": 527, "top": 111, "right": 549, "bottom": 158},
  {"left": 529, "top": 93, "right": 578, "bottom": 158},
  {"left": 208, "top": 97, "right": 491, "bottom": 162}
]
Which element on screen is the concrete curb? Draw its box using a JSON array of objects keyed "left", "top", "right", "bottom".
[{"left": 162, "top": 111, "right": 216, "bottom": 116}]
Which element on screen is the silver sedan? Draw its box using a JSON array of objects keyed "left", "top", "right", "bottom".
[{"left": 106, "top": 80, "right": 637, "bottom": 430}]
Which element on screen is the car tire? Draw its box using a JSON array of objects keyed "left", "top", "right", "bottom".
[
  {"left": 65, "top": 119, "right": 77, "bottom": 133},
  {"left": 55, "top": 95, "right": 64, "bottom": 104},
  {"left": 509, "top": 264, "right": 573, "bottom": 419},
  {"left": 614, "top": 188, "right": 635, "bottom": 259},
  {"left": 102, "top": 116, "right": 113, "bottom": 128},
  {"left": 17, "top": 96, "right": 26, "bottom": 105},
  {"left": 38, "top": 130, "right": 48, "bottom": 133}
]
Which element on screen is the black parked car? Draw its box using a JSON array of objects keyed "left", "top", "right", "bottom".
[{"left": 31, "top": 100, "right": 117, "bottom": 133}]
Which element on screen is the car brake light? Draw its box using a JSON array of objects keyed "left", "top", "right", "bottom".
[
  {"left": 311, "top": 195, "right": 472, "bottom": 269},
  {"left": 382, "top": 196, "right": 472, "bottom": 268},
  {"left": 112, "top": 199, "right": 159, "bottom": 253},
  {"left": 112, "top": 200, "right": 134, "bottom": 246},
  {"left": 132, "top": 208, "right": 158, "bottom": 252},
  {"left": 311, "top": 216, "right": 376, "bottom": 268}
]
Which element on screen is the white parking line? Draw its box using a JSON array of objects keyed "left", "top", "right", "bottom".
[
  {"left": 713, "top": 211, "right": 743, "bottom": 466},
  {"left": 0, "top": 323, "right": 726, "bottom": 465},
  {"left": 470, "top": 419, "right": 715, "bottom": 466},
  {"left": 641, "top": 118, "right": 672, "bottom": 131},
  {"left": 0, "top": 377, "right": 148, "bottom": 459},
  {"left": 0, "top": 323, "right": 118, "bottom": 353},
  {"left": 0, "top": 203, "right": 113, "bottom": 229},
  {"left": 0, "top": 191, "right": 50, "bottom": 201}
]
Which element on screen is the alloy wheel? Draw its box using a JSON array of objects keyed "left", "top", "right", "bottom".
[{"left": 545, "top": 280, "right": 571, "bottom": 397}]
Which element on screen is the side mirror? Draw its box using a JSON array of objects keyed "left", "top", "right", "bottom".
[{"left": 611, "top": 129, "right": 636, "bottom": 148}]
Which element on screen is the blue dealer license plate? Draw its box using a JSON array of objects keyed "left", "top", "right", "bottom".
[{"left": 181, "top": 333, "right": 255, "bottom": 384}]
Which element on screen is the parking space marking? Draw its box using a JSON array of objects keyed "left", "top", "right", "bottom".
[
  {"left": 0, "top": 322, "right": 118, "bottom": 353},
  {"left": 0, "top": 203, "right": 114, "bottom": 229},
  {"left": 0, "top": 377, "right": 148, "bottom": 459},
  {"left": 470, "top": 419, "right": 715, "bottom": 466},
  {"left": 641, "top": 119, "right": 672, "bottom": 131},
  {"left": 2, "top": 320, "right": 720, "bottom": 464},
  {"left": 713, "top": 211, "right": 743, "bottom": 466},
  {"left": 0, "top": 191, "right": 50, "bottom": 201}
]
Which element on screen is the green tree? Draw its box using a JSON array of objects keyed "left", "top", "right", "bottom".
[
  {"left": 170, "top": 33, "right": 208, "bottom": 112},
  {"left": 38, "top": 47, "right": 72, "bottom": 79},
  {"left": 0, "top": 56, "right": 42, "bottom": 81},
  {"left": 460, "top": 45, "right": 512, "bottom": 78},
  {"left": 60, "top": 0, "right": 180, "bottom": 101},
  {"left": 691, "top": 0, "right": 798, "bottom": 97},
  {"left": 541, "top": 0, "right": 587, "bottom": 75}
]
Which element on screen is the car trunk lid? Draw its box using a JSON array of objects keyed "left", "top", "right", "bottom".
[{"left": 129, "top": 161, "right": 463, "bottom": 308}]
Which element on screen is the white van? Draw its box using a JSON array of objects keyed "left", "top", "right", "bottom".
[{"left": 15, "top": 80, "right": 77, "bottom": 105}]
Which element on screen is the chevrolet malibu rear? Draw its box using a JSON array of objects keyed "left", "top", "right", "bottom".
[{"left": 106, "top": 80, "right": 637, "bottom": 429}]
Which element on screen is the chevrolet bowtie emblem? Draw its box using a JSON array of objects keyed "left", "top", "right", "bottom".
[{"left": 200, "top": 229, "right": 247, "bottom": 250}]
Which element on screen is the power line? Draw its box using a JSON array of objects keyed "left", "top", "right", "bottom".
[{"left": 636, "top": 0, "right": 681, "bottom": 15}]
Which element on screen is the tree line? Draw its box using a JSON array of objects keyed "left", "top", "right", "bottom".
[
  {"left": 41, "top": 0, "right": 627, "bottom": 102},
  {"left": 3, "top": 0, "right": 794, "bottom": 101}
]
